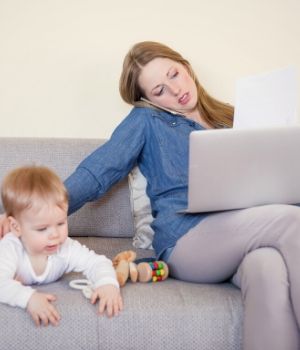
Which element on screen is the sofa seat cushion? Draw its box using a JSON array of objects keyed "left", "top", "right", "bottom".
[
  {"left": 0, "top": 275, "right": 242, "bottom": 350},
  {"left": 74, "top": 236, "right": 154, "bottom": 261}
]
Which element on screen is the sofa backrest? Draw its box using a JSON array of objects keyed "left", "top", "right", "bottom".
[{"left": 0, "top": 138, "right": 134, "bottom": 238}]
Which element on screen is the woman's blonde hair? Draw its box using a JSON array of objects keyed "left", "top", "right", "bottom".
[
  {"left": 119, "top": 41, "right": 233, "bottom": 128},
  {"left": 1, "top": 165, "right": 68, "bottom": 218}
]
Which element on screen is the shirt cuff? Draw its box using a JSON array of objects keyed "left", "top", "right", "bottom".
[
  {"left": 93, "top": 277, "right": 119, "bottom": 289},
  {"left": 17, "top": 286, "right": 36, "bottom": 309}
]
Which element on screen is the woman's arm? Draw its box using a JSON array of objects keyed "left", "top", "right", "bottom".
[{"left": 64, "top": 109, "right": 147, "bottom": 214}]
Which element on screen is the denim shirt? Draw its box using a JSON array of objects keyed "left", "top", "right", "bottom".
[{"left": 64, "top": 107, "right": 214, "bottom": 258}]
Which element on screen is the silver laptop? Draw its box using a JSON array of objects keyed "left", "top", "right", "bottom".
[{"left": 186, "top": 126, "right": 300, "bottom": 213}]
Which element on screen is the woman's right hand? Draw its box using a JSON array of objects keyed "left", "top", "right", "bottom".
[{"left": 0, "top": 214, "right": 10, "bottom": 239}]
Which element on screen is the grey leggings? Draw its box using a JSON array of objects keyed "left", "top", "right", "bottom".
[{"left": 167, "top": 204, "right": 300, "bottom": 350}]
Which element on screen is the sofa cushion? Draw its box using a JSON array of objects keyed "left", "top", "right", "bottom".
[
  {"left": 128, "top": 165, "right": 154, "bottom": 249},
  {"left": 75, "top": 236, "right": 154, "bottom": 261},
  {"left": 0, "top": 274, "right": 243, "bottom": 350},
  {"left": 0, "top": 137, "right": 134, "bottom": 238}
]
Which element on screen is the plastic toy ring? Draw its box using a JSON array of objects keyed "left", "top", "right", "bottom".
[{"left": 69, "top": 279, "right": 93, "bottom": 299}]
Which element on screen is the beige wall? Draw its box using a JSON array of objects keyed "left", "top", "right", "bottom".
[{"left": 0, "top": 0, "right": 299, "bottom": 138}]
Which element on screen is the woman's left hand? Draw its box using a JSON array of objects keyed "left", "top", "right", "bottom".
[{"left": 0, "top": 214, "right": 10, "bottom": 239}]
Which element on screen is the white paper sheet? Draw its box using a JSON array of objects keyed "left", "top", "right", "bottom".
[{"left": 233, "top": 66, "right": 298, "bottom": 129}]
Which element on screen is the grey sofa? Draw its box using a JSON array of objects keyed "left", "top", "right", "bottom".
[{"left": 0, "top": 137, "right": 243, "bottom": 350}]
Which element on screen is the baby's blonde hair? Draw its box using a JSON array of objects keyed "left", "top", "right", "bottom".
[{"left": 1, "top": 165, "right": 68, "bottom": 218}]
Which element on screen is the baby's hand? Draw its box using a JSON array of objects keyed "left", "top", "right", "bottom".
[
  {"left": 27, "top": 292, "right": 61, "bottom": 327},
  {"left": 91, "top": 284, "right": 123, "bottom": 318}
]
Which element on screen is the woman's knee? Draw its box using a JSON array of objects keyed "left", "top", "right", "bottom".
[
  {"left": 271, "top": 204, "right": 300, "bottom": 227},
  {"left": 239, "top": 247, "right": 288, "bottom": 295}
]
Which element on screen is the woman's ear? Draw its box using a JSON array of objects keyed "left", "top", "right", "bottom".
[{"left": 8, "top": 216, "right": 21, "bottom": 237}]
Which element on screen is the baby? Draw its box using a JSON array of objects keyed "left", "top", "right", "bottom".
[{"left": 0, "top": 165, "right": 123, "bottom": 326}]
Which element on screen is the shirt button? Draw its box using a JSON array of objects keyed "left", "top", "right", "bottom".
[{"left": 171, "top": 122, "right": 177, "bottom": 126}]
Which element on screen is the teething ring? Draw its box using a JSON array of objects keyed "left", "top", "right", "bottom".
[
  {"left": 69, "top": 279, "right": 91, "bottom": 290},
  {"left": 69, "top": 279, "right": 93, "bottom": 299}
]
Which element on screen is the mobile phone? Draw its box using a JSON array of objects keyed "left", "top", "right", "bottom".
[{"left": 140, "top": 97, "right": 178, "bottom": 115}]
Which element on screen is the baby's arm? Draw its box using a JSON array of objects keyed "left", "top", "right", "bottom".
[
  {"left": 0, "top": 239, "right": 35, "bottom": 308},
  {"left": 65, "top": 238, "right": 123, "bottom": 316},
  {"left": 27, "top": 292, "right": 60, "bottom": 327},
  {"left": 0, "top": 237, "right": 60, "bottom": 326},
  {"left": 91, "top": 284, "right": 123, "bottom": 317}
]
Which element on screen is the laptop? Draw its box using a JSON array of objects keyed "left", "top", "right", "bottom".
[{"left": 185, "top": 125, "right": 300, "bottom": 213}]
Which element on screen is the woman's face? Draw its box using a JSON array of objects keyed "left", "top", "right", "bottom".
[{"left": 138, "top": 57, "right": 198, "bottom": 115}]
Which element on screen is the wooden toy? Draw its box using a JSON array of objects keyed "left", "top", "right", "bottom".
[
  {"left": 137, "top": 261, "right": 169, "bottom": 283},
  {"left": 113, "top": 250, "right": 169, "bottom": 286}
]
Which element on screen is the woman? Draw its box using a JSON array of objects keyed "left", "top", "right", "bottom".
[{"left": 2, "top": 41, "right": 300, "bottom": 349}]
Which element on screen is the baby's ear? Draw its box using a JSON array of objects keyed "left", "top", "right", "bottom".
[{"left": 7, "top": 216, "right": 21, "bottom": 237}]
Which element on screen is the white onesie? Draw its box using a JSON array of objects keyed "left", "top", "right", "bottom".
[{"left": 0, "top": 233, "right": 118, "bottom": 308}]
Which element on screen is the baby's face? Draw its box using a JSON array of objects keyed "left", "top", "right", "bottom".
[{"left": 15, "top": 200, "right": 68, "bottom": 257}]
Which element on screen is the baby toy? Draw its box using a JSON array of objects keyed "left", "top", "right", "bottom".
[
  {"left": 137, "top": 261, "right": 169, "bottom": 283},
  {"left": 112, "top": 250, "right": 169, "bottom": 286},
  {"left": 69, "top": 250, "right": 169, "bottom": 298},
  {"left": 69, "top": 279, "right": 93, "bottom": 299},
  {"left": 113, "top": 250, "right": 138, "bottom": 287}
]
